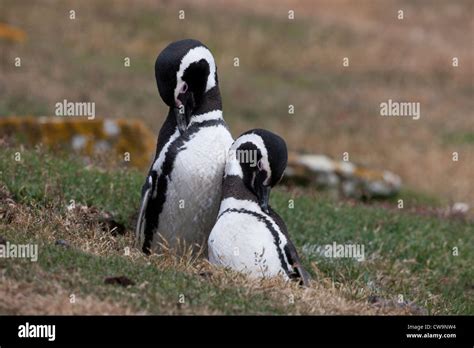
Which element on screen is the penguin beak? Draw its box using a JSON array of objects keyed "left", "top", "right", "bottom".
[
  {"left": 173, "top": 105, "right": 187, "bottom": 135},
  {"left": 257, "top": 185, "right": 271, "bottom": 214},
  {"left": 174, "top": 92, "right": 195, "bottom": 135}
]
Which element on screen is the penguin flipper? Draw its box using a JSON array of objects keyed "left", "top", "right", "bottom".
[
  {"left": 135, "top": 176, "right": 152, "bottom": 247},
  {"left": 284, "top": 240, "right": 312, "bottom": 287},
  {"left": 136, "top": 174, "right": 153, "bottom": 248},
  {"left": 268, "top": 207, "right": 312, "bottom": 287},
  {"left": 136, "top": 109, "right": 177, "bottom": 253},
  {"left": 292, "top": 261, "right": 312, "bottom": 287}
]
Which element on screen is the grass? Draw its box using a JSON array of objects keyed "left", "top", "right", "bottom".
[
  {"left": 1, "top": 241, "right": 287, "bottom": 315},
  {"left": 0, "top": 146, "right": 142, "bottom": 225},
  {"left": 0, "top": 0, "right": 472, "bottom": 204},
  {"left": 1, "top": 147, "right": 472, "bottom": 314},
  {"left": 442, "top": 131, "right": 474, "bottom": 146},
  {"left": 0, "top": 0, "right": 472, "bottom": 315},
  {"left": 272, "top": 190, "right": 473, "bottom": 314}
]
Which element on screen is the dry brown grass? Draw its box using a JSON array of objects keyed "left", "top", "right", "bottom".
[
  {"left": 193, "top": 261, "right": 418, "bottom": 315},
  {"left": 188, "top": 0, "right": 474, "bottom": 206},
  {"left": 0, "top": 1, "right": 472, "bottom": 313},
  {"left": 0, "top": 183, "right": 417, "bottom": 315},
  {"left": 194, "top": 0, "right": 474, "bottom": 205},
  {"left": 0, "top": 274, "right": 140, "bottom": 315},
  {"left": 1, "top": 0, "right": 472, "bottom": 205}
]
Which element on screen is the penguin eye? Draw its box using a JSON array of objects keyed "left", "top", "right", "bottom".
[
  {"left": 179, "top": 82, "right": 188, "bottom": 94},
  {"left": 257, "top": 160, "right": 264, "bottom": 171}
]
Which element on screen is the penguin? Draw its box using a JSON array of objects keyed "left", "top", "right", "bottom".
[
  {"left": 208, "top": 129, "right": 311, "bottom": 286},
  {"left": 136, "top": 39, "right": 234, "bottom": 255}
]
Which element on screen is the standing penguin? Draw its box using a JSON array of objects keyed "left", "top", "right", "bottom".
[
  {"left": 208, "top": 129, "right": 311, "bottom": 286},
  {"left": 136, "top": 39, "right": 233, "bottom": 254}
]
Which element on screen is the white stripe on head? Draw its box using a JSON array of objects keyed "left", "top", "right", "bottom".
[
  {"left": 174, "top": 46, "right": 217, "bottom": 100},
  {"left": 225, "top": 133, "right": 271, "bottom": 184}
]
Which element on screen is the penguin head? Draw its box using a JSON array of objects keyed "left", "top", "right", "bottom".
[
  {"left": 155, "top": 39, "right": 218, "bottom": 134},
  {"left": 226, "top": 129, "right": 288, "bottom": 213}
]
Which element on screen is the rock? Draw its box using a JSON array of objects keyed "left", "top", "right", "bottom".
[
  {"left": 367, "top": 295, "right": 427, "bottom": 315},
  {"left": 104, "top": 276, "right": 135, "bottom": 287},
  {"left": 284, "top": 152, "right": 402, "bottom": 199},
  {"left": 55, "top": 239, "right": 69, "bottom": 248},
  {"left": 66, "top": 203, "right": 127, "bottom": 236},
  {"left": 0, "top": 117, "right": 156, "bottom": 170},
  {"left": 99, "top": 217, "right": 126, "bottom": 236},
  {"left": 198, "top": 271, "right": 213, "bottom": 280},
  {"left": 452, "top": 202, "right": 469, "bottom": 214}
]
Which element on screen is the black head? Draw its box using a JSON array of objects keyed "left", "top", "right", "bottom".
[
  {"left": 226, "top": 129, "right": 288, "bottom": 213},
  {"left": 155, "top": 39, "right": 218, "bottom": 134}
]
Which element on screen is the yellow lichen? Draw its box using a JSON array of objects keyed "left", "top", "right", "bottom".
[
  {"left": 0, "top": 117, "right": 155, "bottom": 170},
  {"left": 0, "top": 23, "right": 26, "bottom": 43}
]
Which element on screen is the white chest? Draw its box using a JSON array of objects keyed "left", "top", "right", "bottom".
[
  {"left": 208, "top": 198, "right": 291, "bottom": 279},
  {"left": 156, "top": 125, "right": 233, "bottom": 249}
]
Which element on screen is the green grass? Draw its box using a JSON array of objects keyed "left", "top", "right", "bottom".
[
  {"left": 1, "top": 0, "right": 472, "bottom": 208},
  {"left": 272, "top": 191, "right": 473, "bottom": 314},
  {"left": 0, "top": 148, "right": 143, "bottom": 226},
  {"left": 0, "top": 232, "right": 287, "bottom": 315},
  {"left": 1, "top": 148, "right": 473, "bottom": 314},
  {"left": 442, "top": 131, "right": 474, "bottom": 145},
  {"left": 388, "top": 188, "right": 445, "bottom": 207},
  {"left": 0, "top": 94, "right": 50, "bottom": 116}
]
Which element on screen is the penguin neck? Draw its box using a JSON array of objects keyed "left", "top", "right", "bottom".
[
  {"left": 221, "top": 174, "right": 258, "bottom": 203},
  {"left": 192, "top": 86, "right": 222, "bottom": 117},
  {"left": 222, "top": 158, "right": 258, "bottom": 202},
  {"left": 186, "top": 86, "right": 224, "bottom": 127}
]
